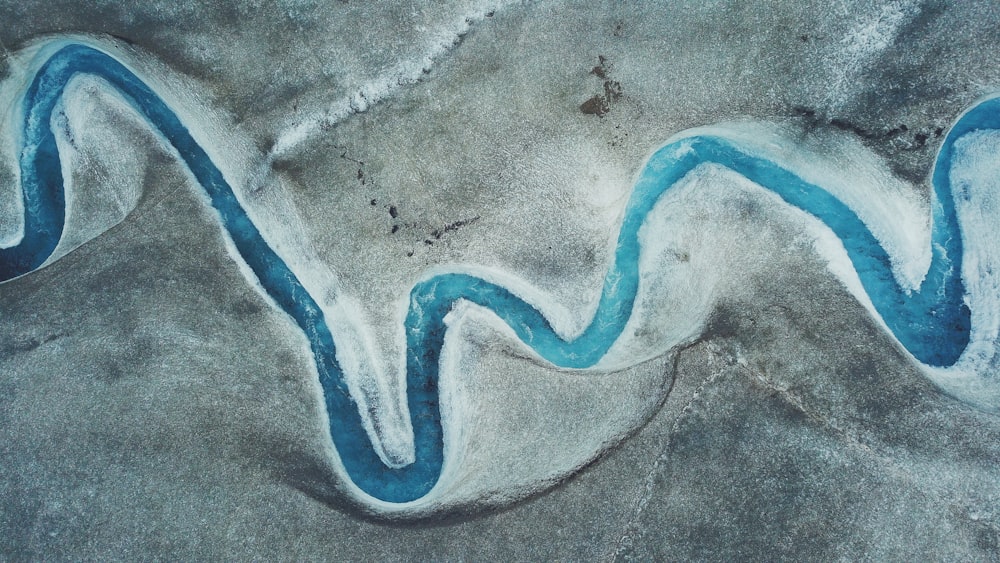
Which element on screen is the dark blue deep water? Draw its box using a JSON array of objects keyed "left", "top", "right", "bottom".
[{"left": 0, "top": 43, "right": 982, "bottom": 502}]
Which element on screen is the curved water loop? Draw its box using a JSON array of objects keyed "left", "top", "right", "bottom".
[{"left": 0, "top": 42, "right": 991, "bottom": 503}]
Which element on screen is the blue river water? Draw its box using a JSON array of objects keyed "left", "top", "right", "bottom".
[{"left": 0, "top": 43, "right": 983, "bottom": 502}]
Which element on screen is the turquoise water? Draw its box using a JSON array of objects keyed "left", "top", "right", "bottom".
[{"left": 0, "top": 43, "right": 980, "bottom": 502}]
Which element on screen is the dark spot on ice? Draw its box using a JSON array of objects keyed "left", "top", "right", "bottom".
[
  {"left": 0, "top": 333, "right": 65, "bottom": 360},
  {"left": 580, "top": 95, "right": 608, "bottom": 117},
  {"left": 581, "top": 56, "right": 622, "bottom": 118},
  {"left": 431, "top": 216, "right": 480, "bottom": 240},
  {"left": 794, "top": 106, "right": 930, "bottom": 147},
  {"left": 830, "top": 118, "right": 879, "bottom": 139},
  {"left": 391, "top": 224, "right": 399, "bottom": 234},
  {"left": 604, "top": 80, "right": 623, "bottom": 102},
  {"left": 389, "top": 205, "right": 398, "bottom": 218},
  {"left": 792, "top": 106, "right": 816, "bottom": 118}
]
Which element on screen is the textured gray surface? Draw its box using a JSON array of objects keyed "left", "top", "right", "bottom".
[{"left": 3, "top": 0, "right": 1000, "bottom": 559}]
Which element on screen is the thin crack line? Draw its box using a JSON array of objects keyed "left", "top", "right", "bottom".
[
  {"left": 608, "top": 340, "right": 1000, "bottom": 560},
  {"left": 0, "top": 178, "right": 192, "bottom": 301},
  {"left": 609, "top": 340, "right": 730, "bottom": 561},
  {"left": 729, "top": 346, "right": 1000, "bottom": 538}
]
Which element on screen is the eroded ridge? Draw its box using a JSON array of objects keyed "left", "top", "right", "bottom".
[{"left": 0, "top": 42, "right": 991, "bottom": 504}]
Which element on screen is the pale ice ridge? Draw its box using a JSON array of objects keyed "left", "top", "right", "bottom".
[
  {"left": 49, "top": 76, "right": 145, "bottom": 262},
  {"left": 267, "top": 0, "right": 524, "bottom": 161}
]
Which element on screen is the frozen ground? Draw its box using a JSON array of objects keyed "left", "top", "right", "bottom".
[{"left": 3, "top": 0, "right": 1000, "bottom": 559}]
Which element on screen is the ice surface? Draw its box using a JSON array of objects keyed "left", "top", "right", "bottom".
[
  {"left": 4, "top": 1, "right": 1000, "bottom": 558},
  {"left": 4, "top": 38, "right": 1000, "bottom": 511}
]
